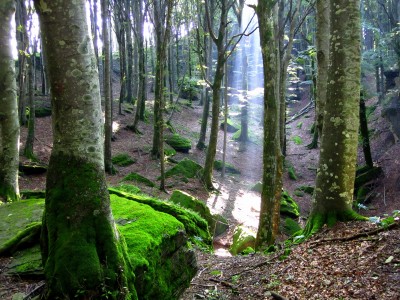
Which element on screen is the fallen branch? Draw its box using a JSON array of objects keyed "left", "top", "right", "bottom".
[
  {"left": 309, "top": 221, "right": 399, "bottom": 247},
  {"left": 286, "top": 100, "right": 314, "bottom": 124},
  {"left": 209, "top": 278, "right": 236, "bottom": 289}
]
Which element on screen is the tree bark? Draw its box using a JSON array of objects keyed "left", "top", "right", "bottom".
[
  {"left": 24, "top": 53, "right": 36, "bottom": 160},
  {"left": 255, "top": 0, "right": 282, "bottom": 249},
  {"left": 304, "top": 0, "right": 365, "bottom": 235},
  {"left": 34, "top": 0, "right": 135, "bottom": 298},
  {"left": 0, "top": 0, "right": 20, "bottom": 202}
]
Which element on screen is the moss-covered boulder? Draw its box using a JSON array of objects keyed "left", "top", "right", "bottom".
[
  {"left": 213, "top": 160, "right": 241, "bottom": 174},
  {"left": 251, "top": 181, "right": 262, "bottom": 193},
  {"left": 229, "top": 226, "right": 256, "bottom": 256},
  {"left": 164, "top": 143, "right": 177, "bottom": 157},
  {"left": 1, "top": 190, "right": 213, "bottom": 299},
  {"left": 281, "top": 191, "right": 300, "bottom": 218},
  {"left": 295, "top": 185, "right": 314, "bottom": 195},
  {"left": 220, "top": 119, "right": 240, "bottom": 133},
  {"left": 164, "top": 158, "right": 203, "bottom": 180},
  {"left": 35, "top": 106, "right": 52, "bottom": 117},
  {"left": 282, "top": 218, "right": 301, "bottom": 236},
  {"left": 165, "top": 134, "right": 192, "bottom": 153},
  {"left": 122, "top": 172, "right": 156, "bottom": 187},
  {"left": 112, "top": 153, "right": 137, "bottom": 167}
]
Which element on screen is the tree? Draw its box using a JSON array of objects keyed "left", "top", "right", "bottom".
[
  {"left": 253, "top": 0, "right": 283, "bottom": 249},
  {"left": 304, "top": 0, "right": 366, "bottom": 235},
  {"left": 0, "top": 0, "right": 20, "bottom": 203},
  {"left": 150, "top": 0, "right": 174, "bottom": 190},
  {"left": 102, "top": 0, "right": 114, "bottom": 174},
  {"left": 34, "top": 0, "right": 135, "bottom": 298}
]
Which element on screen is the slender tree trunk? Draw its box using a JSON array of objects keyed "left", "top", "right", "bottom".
[
  {"left": 359, "top": 93, "right": 373, "bottom": 168},
  {"left": 255, "top": 0, "right": 282, "bottom": 249},
  {"left": 0, "top": 1, "right": 20, "bottom": 202},
  {"left": 102, "top": 0, "right": 113, "bottom": 174},
  {"left": 304, "top": 0, "right": 365, "bottom": 235},
  {"left": 24, "top": 54, "right": 36, "bottom": 160},
  {"left": 125, "top": 0, "right": 134, "bottom": 103},
  {"left": 34, "top": 0, "right": 136, "bottom": 298}
]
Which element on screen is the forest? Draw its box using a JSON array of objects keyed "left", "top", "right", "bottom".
[{"left": 0, "top": 0, "right": 399, "bottom": 299}]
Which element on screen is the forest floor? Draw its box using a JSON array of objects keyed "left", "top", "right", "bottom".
[{"left": 1, "top": 85, "right": 399, "bottom": 299}]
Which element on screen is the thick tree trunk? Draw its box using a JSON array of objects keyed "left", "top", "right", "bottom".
[
  {"left": 255, "top": 0, "right": 282, "bottom": 249},
  {"left": 34, "top": 1, "right": 135, "bottom": 298},
  {"left": 0, "top": 1, "right": 20, "bottom": 203},
  {"left": 304, "top": 0, "right": 365, "bottom": 236}
]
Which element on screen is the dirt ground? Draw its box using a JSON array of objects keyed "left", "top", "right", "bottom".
[{"left": 2, "top": 85, "right": 400, "bottom": 299}]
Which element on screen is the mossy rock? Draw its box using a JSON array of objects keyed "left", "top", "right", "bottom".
[
  {"left": 169, "top": 190, "right": 215, "bottom": 232},
  {"left": 220, "top": 119, "right": 240, "bottom": 133},
  {"left": 295, "top": 185, "right": 314, "bottom": 195},
  {"left": 18, "top": 162, "right": 47, "bottom": 175},
  {"left": 213, "top": 160, "right": 241, "bottom": 174},
  {"left": 1, "top": 191, "right": 209, "bottom": 299},
  {"left": 288, "top": 166, "right": 297, "bottom": 180},
  {"left": 112, "top": 153, "right": 137, "bottom": 167},
  {"left": 20, "top": 190, "right": 45, "bottom": 199},
  {"left": 282, "top": 218, "right": 301, "bottom": 236},
  {"left": 35, "top": 106, "right": 52, "bottom": 118},
  {"left": 250, "top": 181, "right": 262, "bottom": 193},
  {"left": 165, "top": 134, "right": 192, "bottom": 153},
  {"left": 229, "top": 226, "right": 256, "bottom": 256},
  {"left": 122, "top": 172, "right": 156, "bottom": 187},
  {"left": 213, "top": 214, "right": 229, "bottom": 237},
  {"left": 280, "top": 191, "right": 300, "bottom": 218},
  {"left": 164, "top": 158, "right": 203, "bottom": 180},
  {"left": 111, "top": 184, "right": 142, "bottom": 195},
  {"left": 164, "top": 143, "right": 177, "bottom": 157}
]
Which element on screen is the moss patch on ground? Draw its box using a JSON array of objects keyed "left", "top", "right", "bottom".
[
  {"left": 164, "top": 158, "right": 203, "bottom": 180},
  {"left": 122, "top": 172, "right": 156, "bottom": 187},
  {"left": 112, "top": 153, "right": 137, "bottom": 167}
]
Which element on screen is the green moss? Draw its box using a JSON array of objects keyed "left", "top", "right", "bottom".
[
  {"left": 20, "top": 190, "right": 46, "bottom": 199},
  {"left": 108, "top": 188, "right": 212, "bottom": 248},
  {"left": 291, "top": 136, "right": 303, "bottom": 145},
  {"left": 0, "top": 222, "right": 41, "bottom": 256},
  {"left": 229, "top": 226, "right": 256, "bottom": 256},
  {"left": 288, "top": 166, "right": 297, "bottom": 180},
  {"left": 6, "top": 245, "right": 43, "bottom": 277},
  {"left": 295, "top": 185, "right": 314, "bottom": 195},
  {"left": 122, "top": 172, "right": 156, "bottom": 187},
  {"left": 293, "top": 190, "right": 304, "bottom": 197},
  {"left": 250, "top": 181, "right": 263, "bottom": 193},
  {"left": 280, "top": 191, "right": 300, "bottom": 218},
  {"left": 282, "top": 218, "right": 301, "bottom": 236},
  {"left": 111, "top": 184, "right": 142, "bottom": 195},
  {"left": 165, "top": 134, "right": 192, "bottom": 153},
  {"left": 35, "top": 106, "right": 52, "bottom": 117},
  {"left": 164, "top": 158, "right": 203, "bottom": 180},
  {"left": 164, "top": 143, "right": 177, "bottom": 157},
  {"left": 169, "top": 190, "right": 215, "bottom": 233},
  {"left": 112, "top": 153, "right": 137, "bottom": 167},
  {"left": 213, "top": 160, "right": 241, "bottom": 174}
]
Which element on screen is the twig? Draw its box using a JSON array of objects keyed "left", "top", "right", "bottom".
[
  {"left": 286, "top": 100, "right": 314, "bottom": 124},
  {"left": 209, "top": 277, "right": 235, "bottom": 289},
  {"left": 309, "top": 221, "right": 399, "bottom": 247}
]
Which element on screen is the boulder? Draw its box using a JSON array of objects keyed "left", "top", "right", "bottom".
[
  {"left": 165, "top": 134, "right": 192, "bottom": 153},
  {"left": 229, "top": 226, "right": 256, "bottom": 255},
  {"left": 164, "top": 158, "right": 203, "bottom": 180},
  {"left": 213, "top": 160, "right": 241, "bottom": 174}
]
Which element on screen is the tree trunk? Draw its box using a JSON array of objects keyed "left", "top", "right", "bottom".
[
  {"left": 315, "top": 0, "right": 330, "bottom": 141},
  {"left": 34, "top": 1, "right": 135, "bottom": 298},
  {"left": 0, "top": 1, "right": 20, "bottom": 202},
  {"left": 24, "top": 54, "right": 36, "bottom": 161},
  {"left": 255, "top": 0, "right": 282, "bottom": 249},
  {"left": 125, "top": 0, "right": 134, "bottom": 103},
  {"left": 359, "top": 93, "right": 373, "bottom": 169},
  {"left": 102, "top": 0, "right": 113, "bottom": 174},
  {"left": 304, "top": 0, "right": 365, "bottom": 236}
]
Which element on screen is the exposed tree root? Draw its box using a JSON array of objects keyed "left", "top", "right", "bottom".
[
  {"left": 309, "top": 220, "right": 399, "bottom": 247},
  {"left": 0, "top": 222, "right": 41, "bottom": 256}
]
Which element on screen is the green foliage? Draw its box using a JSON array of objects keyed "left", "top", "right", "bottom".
[
  {"left": 213, "top": 160, "right": 241, "bottom": 174},
  {"left": 291, "top": 135, "right": 303, "bottom": 145},
  {"left": 122, "top": 172, "right": 156, "bottom": 187},
  {"left": 296, "top": 122, "right": 303, "bottom": 129},
  {"left": 229, "top": 226, "right": 256, "bottom": 255},
  {"left": 112, "top": 153, "right": 137, "bottom": 167},
  {"left": 178, "top": 77, "right": 199, "bottom": 101}
]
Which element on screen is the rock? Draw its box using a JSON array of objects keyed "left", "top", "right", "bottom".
[
  {"left": 169, "top": 190, "right": 229, "bottom": 237},
  {"left": 219, "top": 119, "right": 240, "bottom": 133},
  {"left": 122, "top": 172, "right": 156, "bottom": 187},
  {"left": 111, "top": 153, "right": 137, "bottom": 167},
  {"left": 164, "top": 158, "right": 203, "bottom": 180},
  {"left": 213, "top": 160, "right": 241, "bottom": 174},
  {"left": 251, "top": 181, "right": 262, "bottom": 193},
  {"left": 165, "top": 134, "right": 192, "bottom": 153},
  {"left": 229, "top": 226, "right": 256, "bottom": 255},
  {"left": 19, "top": 162, "right": 47, "bottom": 175},
  {"left": 280, "top": 191, "right": 300, "bottom": 218}
]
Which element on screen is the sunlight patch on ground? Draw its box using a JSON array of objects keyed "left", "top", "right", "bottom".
[
  {"left": 207, "top": 185, "right": 260, "bottom": 230},
  {"left": 112, "top": 121, "right": 120, "bottom": 133}
]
